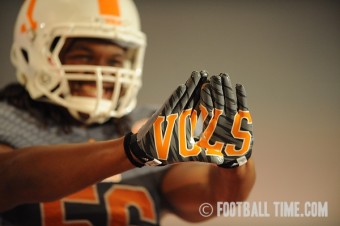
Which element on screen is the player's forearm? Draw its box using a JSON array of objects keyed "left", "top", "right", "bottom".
[
  {"left": 161, "top": 160, "right": 255, "bottom": 222},
  {"left": 0, "top": 137, "right": 134, "bottom": 212},
  {"left": 210, "top": 158, "right": 256, "bottom": 203}
]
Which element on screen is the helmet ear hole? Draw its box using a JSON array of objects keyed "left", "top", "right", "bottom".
[
  {"left": 20, "top": 48, "right": 29, "bottom": 63},
  {"left": 50, "top": 36, "right": 61, "bottom": 52}
]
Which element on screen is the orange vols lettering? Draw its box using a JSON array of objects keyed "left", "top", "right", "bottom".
[
  {"left": 197, "top": 105, "right": 224, "bottom": 156},
  {"left": 224, "top": 111, "right": 253, "bottom": 156},
  {"left": 179, "top": 109, "right": 201, "bottom": 157},
  {"left": 153, "top": 114, "right": 178, "bottom": 160}
]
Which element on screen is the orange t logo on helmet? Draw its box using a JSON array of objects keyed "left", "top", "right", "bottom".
[
  {"left": 98, "top": 0, "right": 121, "bottom": 24},
  {"left": 20, "top": 0, "right": 37, "bottom": 33},
  {"left": 21, "top": 0, "right": 121, "bottom": 33}
]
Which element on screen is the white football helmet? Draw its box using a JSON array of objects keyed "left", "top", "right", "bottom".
[{"left": 11, "top": 0, "right": 146, "bottom": 124}]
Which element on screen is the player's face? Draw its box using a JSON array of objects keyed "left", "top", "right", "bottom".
[{"left": 59, "top": 38, "right": 127, "bottom": 100}]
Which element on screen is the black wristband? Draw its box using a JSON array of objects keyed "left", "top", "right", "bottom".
[{"left": 123, "top": 132, "right": 144, "bottom": 168}]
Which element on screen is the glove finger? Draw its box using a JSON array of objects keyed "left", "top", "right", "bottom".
[
  {"left": 193, "top": 71, "right": 209, "bottom": 116},
  {"left": 173, "top": 71, "right": 207, "bottom": 113},
  {"left": 209, "top": 75, "right": 224, "bottom": 110},
  {"left": 236, "top": 84, "right": 249, "bottom": 111},
  {"left": 199, "top": 83, "right": 213, "bottom": 138},
  {"left": 139, "top": 71, "right": 206, "bottom": 142},
  {"left": 137, "top": 84, "right": 186, "bottom": 139},
  {"left": 161, "top": 84, "right": 187, "bottom": 116},
  {"left": 186, "top": 71, "right": 208, "bottom": 110},
  {"left": 200, "top": 83, "right": 214, "bottom": 113},
  {"left": 221, "top": 73, "right": 237, "bottom": 115}
]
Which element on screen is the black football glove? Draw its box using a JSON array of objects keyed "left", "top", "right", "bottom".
[
  {"left": 124, "top": 71, "right": 225, "bottom": 166},
  {"left": 197, "top": 73, "right": 253, "bottom": 168},
  {"left": 124, "top": 72, "right": 253, "bottom": 168}
]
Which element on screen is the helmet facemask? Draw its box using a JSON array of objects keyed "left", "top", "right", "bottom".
[{"left": 43, "top": 36, "right": 143, "bottom": 124}]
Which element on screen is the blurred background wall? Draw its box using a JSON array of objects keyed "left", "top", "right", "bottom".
[{"left": 1, "top": 0, "right": 339, "bottom": 225}]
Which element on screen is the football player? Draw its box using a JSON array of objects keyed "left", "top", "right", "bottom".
[{"left": 0, "top": 0, "right": 255, "bottom": 225}]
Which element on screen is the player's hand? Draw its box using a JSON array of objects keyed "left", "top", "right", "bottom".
[
  {"left": 124, "top": 71, "right": 212, "bottom": 167},
  {"left": 123, "top": 71, "right": 253, "bottom": 168},
  {"left": 197, "top": 74, "right": 253, "bottom": 168}
]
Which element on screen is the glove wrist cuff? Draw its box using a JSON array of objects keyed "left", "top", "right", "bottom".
[
  {"left": 218, "top": 149, "right": 252, "bottom": 168},
  {"left": 123, "top": 132, "right": 145, "bottom": 168},
  {"left": 124, "top": 132, "right": 163, "bottom": 167}
]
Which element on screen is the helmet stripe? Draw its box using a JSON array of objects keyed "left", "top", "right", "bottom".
[
  {"left": 98, "top": 0, "right": 121, "bottom": 24},
  {"left": 21, "top": 0, "right": 38, "bottom": 33}
]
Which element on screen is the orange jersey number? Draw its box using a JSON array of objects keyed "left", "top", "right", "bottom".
[{"left": 41, "top": 184, "right": 157, "bottom": 226}]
